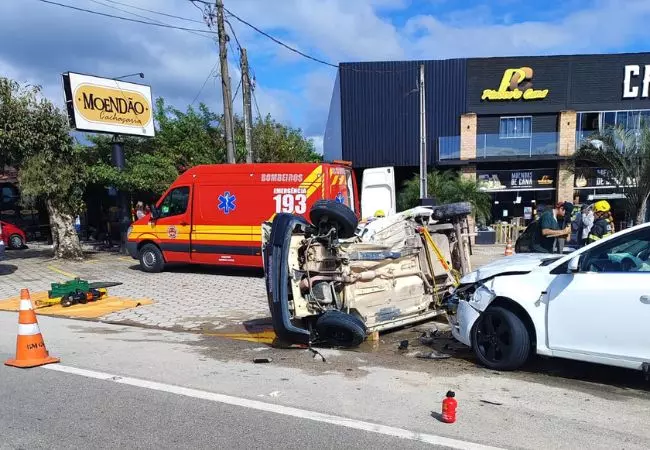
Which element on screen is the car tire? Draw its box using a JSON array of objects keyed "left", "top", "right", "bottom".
[
  {"left": 139, "top": 244, "right": 165, "bottom": 273},
  {"left": 8, "top": 234, "right": 24, "bottom": 250},
  {"left": 315, "top": 310, "right": 367, "bottom": 348},
  {"left": 309, "top": 200, "right": 358, "bottom": 239},
  {"left": 471, "top": 306, "right": 530, "bottom": 371}
]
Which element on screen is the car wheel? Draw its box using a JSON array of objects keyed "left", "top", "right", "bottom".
[
  {"left": 9, "top": 234, "right": 24, "bottom": 250},
  {"left": 139, "top": 244, "right": 165, "bottom": 273},
  {"left": 315, "top": 310, "right": 367, "bottom": 348},
  {"left": 309, "top": 200, "right": 358, "bottom": 239},
  {"left": 471, "top": 306, "right": 530, "bottom": 371}
]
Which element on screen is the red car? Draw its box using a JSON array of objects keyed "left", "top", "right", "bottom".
[{"left": 0, "top": 221, "right": 27, "bottom": 249}]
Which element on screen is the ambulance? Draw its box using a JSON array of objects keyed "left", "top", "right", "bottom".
[{"left": 126, "top": 162, "right": 395, "bottom": 272}]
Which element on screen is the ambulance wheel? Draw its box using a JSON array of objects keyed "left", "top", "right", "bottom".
[
  {"left": 139, "top": 244, "right": 165, "bottom": 273},
  {"left": 309, "top": 200, "right": 358, "bottom": 239}
]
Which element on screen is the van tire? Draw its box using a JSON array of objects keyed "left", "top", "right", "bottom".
[
  {"left": 315, "top": 310, "right": 366, "bottom": 348},
  {"left": 309, "top": 200, "right": 358, "bottom": 239},
  {"left": 139, "top": 244, "right": 165, "bottom": 273}
]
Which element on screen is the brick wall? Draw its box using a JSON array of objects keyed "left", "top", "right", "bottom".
[
  {"left": 558, "top": 110, "right": 577, "bottom": 157},
  {"left": 460, "top": 113, "right": 477, "bottom": 160},
  {"left": 556, "top": 160, "right": 575, "bottom": 203}
]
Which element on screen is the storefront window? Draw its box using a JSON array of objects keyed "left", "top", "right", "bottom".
[{"left": 499, "top": 116, "right": 532, "bottom": 138}]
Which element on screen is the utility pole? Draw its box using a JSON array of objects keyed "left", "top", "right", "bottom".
[
  {"left": 419, "top": 63, "right": 428, "bottom": 199},
  {"left": 240, "top": 47, "right": 254, "bottom": 163},
  {"left": 215, "top": 0, "right": 236, "bottom": 163}
]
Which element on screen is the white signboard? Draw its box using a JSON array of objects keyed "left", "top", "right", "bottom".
[{"left": 62, "top": 72, "right": 155, "bottom": 137}]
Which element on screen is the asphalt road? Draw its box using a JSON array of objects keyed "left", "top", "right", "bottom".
[
  {"left": 0, "top": 365, "right": 440, "bottom": 450},
  {"left": 1, "top": 313, "right": 650, "bottom": 450}
]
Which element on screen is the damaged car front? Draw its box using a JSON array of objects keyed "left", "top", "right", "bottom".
[
  {"left": 262, "top": 200, "right": 467, "bottom": 348},
  {"left": 444, "top": 253, "right": 562, "bottom": 370}
]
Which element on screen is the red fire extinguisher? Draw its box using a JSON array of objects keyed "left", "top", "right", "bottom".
[{"left": 441, "top": 390, "right": 457, "bottom": 423}]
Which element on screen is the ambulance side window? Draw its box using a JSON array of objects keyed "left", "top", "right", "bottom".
[{"left": 159, "top": 187, "right": 190, "bottom": 218}]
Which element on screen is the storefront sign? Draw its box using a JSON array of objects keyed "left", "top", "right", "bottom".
[
  {"left": 575, "top": 168, "right": 635, "bottom": 188},
  {"left": 481, "top": 67, "right": 549, "bottom": 101},
  {"left": 623, "top": 65, "right": 650, "bottom": 98},
  {"left": 62, "top": 72, "right": 155, "bottom": 137},
  {"left": 478, "top": 169, "right": 555, "bottom": 191}
]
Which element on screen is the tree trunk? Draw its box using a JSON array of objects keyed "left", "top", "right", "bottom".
[
  {"left": 637, "top": 193, "right": 649, "bottom": 225},
  {"left": 46, "top": 199, "right": 84, "bottom": 260}
]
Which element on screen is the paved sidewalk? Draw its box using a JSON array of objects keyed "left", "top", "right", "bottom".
[{"left": 0, "top": 243, "right": 504, "bottom": 332}]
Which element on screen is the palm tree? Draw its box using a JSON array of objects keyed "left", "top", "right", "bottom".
[
  {"left": 573, "top": 124, "right": 650, "bottom": 225},
  {"left": 397, "top": 170, "right": 491, "bottom": 223}
]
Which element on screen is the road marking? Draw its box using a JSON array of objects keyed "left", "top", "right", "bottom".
[
  {"left": 43, "top": 364, "right": 502, "bottom": 450},
  {"left": 46, "top": 265, "right": 77, "bottom": 278}
]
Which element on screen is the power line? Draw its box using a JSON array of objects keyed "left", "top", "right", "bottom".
[
  {"left": 192, "top": 61, "right": 220, "bottom": 106},
  {"left": 232, "top": 77, "right": 242, "bottom": 103},
  {"left": 34, "top": 0, "right": 217, "bottom": 35},
  {"left": 252, "top": 89, "right": 262, "bottom": 120},
  {"left": 101, "top": 0, "right": 205, "bottom": 24}
]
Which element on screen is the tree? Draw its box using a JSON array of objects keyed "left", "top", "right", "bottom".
[
  {"left": 398, "top": 170, "right": 492, "bottom": 223},
  {"left": 83, "top": 100, "right": 321, "bottom": 198},
  {"left": 0, "top": 78, "right": 86, "bottom": 259},
  {"left": 573, "top": 125, "right": 650, "bottom": 225}
]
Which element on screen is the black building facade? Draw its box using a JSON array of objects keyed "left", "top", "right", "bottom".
[{"left": 324, "top": 51, "right": 650, "bottom": 226}]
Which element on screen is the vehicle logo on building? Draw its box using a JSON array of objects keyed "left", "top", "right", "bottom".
[
  {"left": 167, "top": 226, "right": 177, "bottom": 239},
  {"left": 218, "top": 191, "right": 237, "bottom": 214},
  {"left": 481, "top": 67, "right": 549, "bottom": 101}
]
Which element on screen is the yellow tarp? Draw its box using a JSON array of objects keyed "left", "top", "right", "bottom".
[{"left": 0, "top": 291, "right": 153, "bottom": 319}]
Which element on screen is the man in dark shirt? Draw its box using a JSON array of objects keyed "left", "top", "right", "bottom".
[{"left": 534, "top": 202, "right": 571, "bottom": 253}]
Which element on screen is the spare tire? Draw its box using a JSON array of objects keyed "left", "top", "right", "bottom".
[
  {"left": 315, "top": 310, "right": 367, "bottom": 348},
  {"left": 309, "top": 200, "right": 358, "bottom": 239}
]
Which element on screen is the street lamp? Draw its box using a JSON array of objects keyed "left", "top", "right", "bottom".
[{"left": 113, "top": 72, "right": 145, "bottom": 81}]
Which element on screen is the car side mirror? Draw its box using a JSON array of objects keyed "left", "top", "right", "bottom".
[
  {"left": 568, "top": 255, "right": 581, "bottom": 273},
  {"left": 150, "top": 205, "right": 160, "bottom": 220}
]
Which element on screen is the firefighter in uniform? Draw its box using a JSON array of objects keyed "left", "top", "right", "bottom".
[{"left": 586, "top": 200, "right": 614, "bottom": 244}]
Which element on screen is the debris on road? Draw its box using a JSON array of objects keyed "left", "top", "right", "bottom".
[
  {"left": 253, "top": 357, "right": 272, "bottom": 364},
  {"left": 398, "top": 340, "right": 409, "bottom": 351},
  {"left": 416, "top": 350, "right": 452, "bottom": 360}
]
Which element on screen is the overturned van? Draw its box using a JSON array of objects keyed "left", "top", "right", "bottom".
[{"left": 261, "top": 200, "right": 472, "bottom": 348}]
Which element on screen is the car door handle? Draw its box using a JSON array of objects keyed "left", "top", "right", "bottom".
[
  {"left": 641, "top": 295, "right": 650, "bottom": 305},
  {"left": 179, "top": 221, "right": 188, "bottom": 226}
]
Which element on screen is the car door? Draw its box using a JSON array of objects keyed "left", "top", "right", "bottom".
[
  {"left": 546, "top": 226, "right": 650, "bottom": 363},
  {"left": 155, "top": 185, "right": 192, "bottom": 263}
]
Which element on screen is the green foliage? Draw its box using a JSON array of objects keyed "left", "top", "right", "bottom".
[
  {"left": 398, "top": 170, "right": 492, "bottom": 223},
  {"left": 573, "top": 125, "right": 650, "bottom": 223},
  {"left": 83, "top": 99, "right": 321, "bottom": 196},
  {"left": 0, "top": 77, "right": 87, "bottom": 214}
]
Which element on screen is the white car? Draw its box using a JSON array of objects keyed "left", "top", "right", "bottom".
[{"left": 446, "top": 222, "right": 650, "bottom": 372}]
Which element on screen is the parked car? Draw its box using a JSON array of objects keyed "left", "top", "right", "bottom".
[
  {"left": 0, "top": 221, "right": 27, "bottom": 250},
  {"left": 445, "top": 222, "right": 650, "bottom": 372},
  {"left": 262, "top": 199, "right": 470, "bottom": 347}
]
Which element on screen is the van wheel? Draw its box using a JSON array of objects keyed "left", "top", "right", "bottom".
[
  {"left": 309, "top": 200, "right": 358, "bottom": 239},
  {"left": 139, "top": 244, "right": 164, "bottom": 273}
]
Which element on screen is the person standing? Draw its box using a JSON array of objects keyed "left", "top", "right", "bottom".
[
  {"left": 135, "top": 201, "right": 146, "bottom": 220},
  {"left": 587, "top": 200, "right": 614, "bottom": 244},
  {"left": 555, "top": 201, "right": 574, "bottom": 253},
  {"left": 533, "top": 202, "right": 571, "bottom": 253}
]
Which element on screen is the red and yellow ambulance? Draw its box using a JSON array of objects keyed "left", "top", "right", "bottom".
[{"left": 126, "top": 162, "right": 359, "bottom": 272}]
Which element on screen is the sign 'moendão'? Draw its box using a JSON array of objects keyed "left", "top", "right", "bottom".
[{"left": 62, "top": 72, "right": 155, "bottom": 137}]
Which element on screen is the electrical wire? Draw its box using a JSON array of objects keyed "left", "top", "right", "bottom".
[
  {"left": 101, "top": 0, "right": 205, "bottom": 24},
  {"left": 191, "top": 61, "right": 219, "bottom": 106},
  {"left": 232, "top": 77, "right": 242, "bottom": 103},
  {"left": 34, "top": 0, "right": 217, "bottom": 35},
  {"left": 252, "top": 89, "right": 263, "bottom": 120}
]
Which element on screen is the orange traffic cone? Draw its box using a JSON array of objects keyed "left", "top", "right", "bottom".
[
  {"left": 5, "top": 289, "right": 60, "bottom": 368},
  {"left": 504, "top": 240, "right": 514, "bottom": 256}
]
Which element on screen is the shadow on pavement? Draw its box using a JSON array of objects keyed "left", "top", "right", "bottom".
[
  {"left": 0, "top": 264, "right": 18, "bottom": 275},
  {"left": 127, "top": 264, "right": 264, "bottom": 278}
]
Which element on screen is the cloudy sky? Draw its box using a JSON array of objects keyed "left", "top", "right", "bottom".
[{"left": 2, "top": 0, "right": 650, "bottom": 152}]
